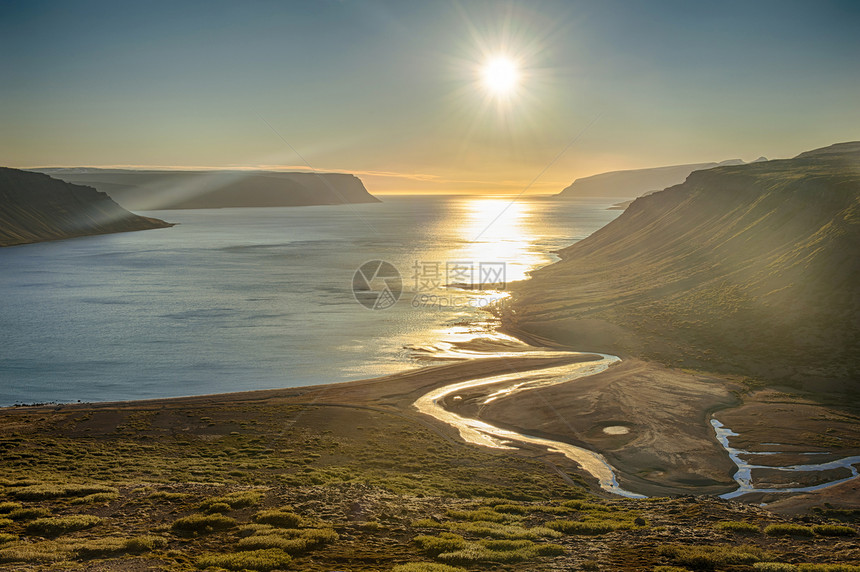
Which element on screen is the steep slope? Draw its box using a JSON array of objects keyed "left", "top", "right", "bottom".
[
  {"left": 0, "top": 168, "right": 172, "bottom": 247},
  {"left": 558, "top": 159, "right": 750, "bottom": 199},
  {"left": 37, "top": 169, "right": 381, "bottom": 210},
  {"left": 503, "top": 142, "right": 860, "bottom": 388}
]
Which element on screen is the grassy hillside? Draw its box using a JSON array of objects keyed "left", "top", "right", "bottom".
[
  {"left": 503, "top": 142, "right": 860, "bottom": 390},
  {"left": 0, "top": 168, "right": 172, "bottom": 247}
]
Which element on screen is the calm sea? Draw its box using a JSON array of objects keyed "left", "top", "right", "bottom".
[{"left": 0, "top": 195, "right": 621, "bottom": 405}]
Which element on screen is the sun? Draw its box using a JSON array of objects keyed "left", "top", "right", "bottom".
[{"left": 481, "top": 56, "right": 519, "bottom": 96}]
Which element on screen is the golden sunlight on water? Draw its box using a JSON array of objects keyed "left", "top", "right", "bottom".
[{"left": 449, "top": 196, "right": 550, "bottom": 284}]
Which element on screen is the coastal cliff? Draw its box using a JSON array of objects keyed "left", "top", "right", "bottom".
[
  {"left": 0, "top": 168, "right": 172, "bottom": 247},
  {"left": 557, "top": 158, "right": 758, "bottom": 199},
  {"left": 504, "top": 142, "right": 860, "bottom": 388},
  {"left": 37, "top": 169, "right": 381, "bottom": 210}
]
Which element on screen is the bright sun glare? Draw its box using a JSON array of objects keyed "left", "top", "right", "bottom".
[{"left": 482, "top": 57, "right": 519, "bottom": 96}]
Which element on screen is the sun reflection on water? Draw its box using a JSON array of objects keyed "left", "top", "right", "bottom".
[{"left": 449, "top": 196, "right": 551, "bottom": 284}]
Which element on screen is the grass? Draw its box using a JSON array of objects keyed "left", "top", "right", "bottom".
[
  {"left": 0, "top": 502, "right": 22, "bottom": 514},
  {"left": 196, "top": 548, "right": 292, "bottom": 571},
  {"left": 69, "top": 491, "right": 119, "bottom": 505},
  {"left": 236, "top": 527, "right": 338, "bottom": 554},
  {"left": 9, "top": 483, "right": 117, "bottom": 501},
  {"left": 716, "top": 520, "right": 760, "bottom": 534},
  {"left": 658, "top": 544, "right": 773, "bottom": 569},
  {"left": 72, "top": 535, "right": 168, "bottom": 558},
  {"left": 764, "top": 523, "right": 815, "bottom": 537},
  {"left": 7, "top": 507, "right": 50, "bottom": 521},
  {"left": 414, "top": 532, "right": 468, "bottom": 556},
  {"left": 446, "top": 508, "right": 507, "bottom": 522},
  {"left": 811, "top": 524, "right": 855, "bottom": 536},
  {"left": 199, "top": 490, "right": 264, "bottom": 511},
  {"left": 25, "top": 515, "right": 101, "bottom": 536},
  {"left": 546, "top": 518, "right": 633, "bottom": 535},
  {"left": 171, "top": 513, "right": 236, "bottom": 534},
  {"left": 253, "top": 509, "right": 302, "bottom": 528},
  {"left": 391, "top": 564, "right": 467, "bottom": 572},
  {"left": 797, "top": 566, "right": 860, "bottom": 572},
  {"left": 754, "top": 564, "right": 799, "bottom": 572}
]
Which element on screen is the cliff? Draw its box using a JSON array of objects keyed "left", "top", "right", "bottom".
[
  {"left": 0, "top": 168, "right": 172, "bottom": 247},
  {"left": 557, "top": 159, "right": 752, "bottom": 199},
  {"left": 37, "top": 169, "right": 381, "bottom": 210},
  {"left": 503, "top": 142, "right": 860, "bottom": 389}
]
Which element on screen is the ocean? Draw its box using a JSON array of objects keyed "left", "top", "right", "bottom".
[{"left": 0, "top": 195, "right": 621, "bottom": 405}]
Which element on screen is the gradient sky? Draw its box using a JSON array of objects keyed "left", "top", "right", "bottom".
[{"left": 2, "top": 0, "right": 859, "bottom": 194}]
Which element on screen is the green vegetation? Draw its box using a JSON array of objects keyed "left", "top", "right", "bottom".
[
  {"left": 764, "top": 523, "right": 815, "bottom": 537},
  {"left": 716, "top": 520, "right": 761, "bottom": 534},
  {"left": 546, "top": 518, "right": 632, "bottom": 535},
  {"left": 253, "top": 509, "right": 302, "bottom": 528},
  {"left": 391, "top": 564, "right": 467, "bottom": 572},
  {"left": 811, "top": 524, "right": 855, "bottom": 536},
  {"left": 0, "top": 397, "right": 856, "bottom": 569},
  {"left": 196, "top": 548, "right": 292, "bottom": 571},
  {"left": 658, "top": 544, "right": 773, "bottom": 569},
  {"left": 171, "top": 513, "right": 236, "bottom": 534},
  {"left": 25, "top": 515, "right": 101, "bottom": 536}
]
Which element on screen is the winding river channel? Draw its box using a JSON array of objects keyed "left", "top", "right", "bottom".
[{"left": 413, "top": 344, "right": 860, "bottom": 500}]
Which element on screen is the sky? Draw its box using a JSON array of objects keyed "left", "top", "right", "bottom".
[{"left": 2, "top": 0, "right": 859, "bottom": 194}]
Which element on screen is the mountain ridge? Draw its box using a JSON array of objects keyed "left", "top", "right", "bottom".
[
  {"left": 502, "top": 142, "right": 860, "bottom": 389},
  {"left": 558, "top": 158, "right": 764, "bottom": 199},
  {"left": 34, "top": 169, "right": 381, "bottom": 210},
  {"left": 0, "top": 168, "right": 172, "bottom": 247}
]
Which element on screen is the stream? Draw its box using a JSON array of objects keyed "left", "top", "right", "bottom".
[{"left": 413, "top": 341, "right": 860, "bottom": 500}]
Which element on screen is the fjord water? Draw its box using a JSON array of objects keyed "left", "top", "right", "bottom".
[{"left": 0, "top": 196, "right": 621, "bottom": 405}]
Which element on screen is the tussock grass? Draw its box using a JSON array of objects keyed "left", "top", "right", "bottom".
[
  {"left": 764, "top": 524, "right": 815, "bottom": 537},
  {"left": 391, "top": 564, "right": 466, "bottom": 572},
  {"left": 0, "top": 534, "right": 16, "bottom": 544},
  {"left": 7, "top": 507, "right": 51, "bottom": 521},
  {"left": 72, "top": 535, "right": 167, "bottom": 558},
  {"left": 199, "top": 490, "right": 264, "bottom": 511},
  {"left": 658, "top": 544, "right": 773, "bottom": 569},
  {"left": 0, "top": 502, "right": 22, "bottom": 514},
  {"left": 811, "top": 524, "right": 855, "bottom": 536},
  {"left": 196, "top": 547, "right": 292, "bottom": 571},
  {"left": 0, "top": 519, "right": 12, "bottom": 528},
  {"left": 0, "top": 541, "right": 69, "bottom": 563},
  {"left": 435, "top": 538, "right": 565, "bottom": 565},
  {"left": 69, "top": 492, "right": 119, "bottom": 505},
  {"left": 797, "top": 566, "right": 860, "bottom": 572},
  {"left": 546, "top": 518, "right": 632, "bottom": 535},
  {"left": 414, "top": 532, "right": 468, "bottom": 556},
  {"left": 171, "top": 513, "right": 236, "bottom": 534},
  {"left": 754, "top": 564, "right": 798, "bottom": 571},
  {"left": 149, "top": 491, "right": 189, "bottom": 501},
  {"left": 447, "top": 520, "right": 560, "bottom": 539},
  {"left": 446, "top": 508, "right": 506, "bottom": 522},
  {"left": 654, "top": 567, "right": 692, "bottom": 572},
  {"left": 25, "top": 515, "right": 101, "bottom": 536},
  {"left": 716, "top": 520, "right": 760, "bottom": 534},
  {"left": 236, "top": 527, "right": 338, "bottom": 553},
  {"left": 563, "top": 500, "right": 612, "bottom": 512},
  {"left": 9, "top": 483, "right": 117, "bottom": 501},
  {"left": 253, "top": 509, "right": 302, "bottom": 528}
]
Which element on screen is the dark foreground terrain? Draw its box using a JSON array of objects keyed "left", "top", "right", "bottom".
[{"left": 1, "top": 360, "right": 858, "bottom": 571}]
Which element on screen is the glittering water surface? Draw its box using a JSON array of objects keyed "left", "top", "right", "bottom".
[{"left": 0, "top": 195, "right": 621, "bottom": 405}]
